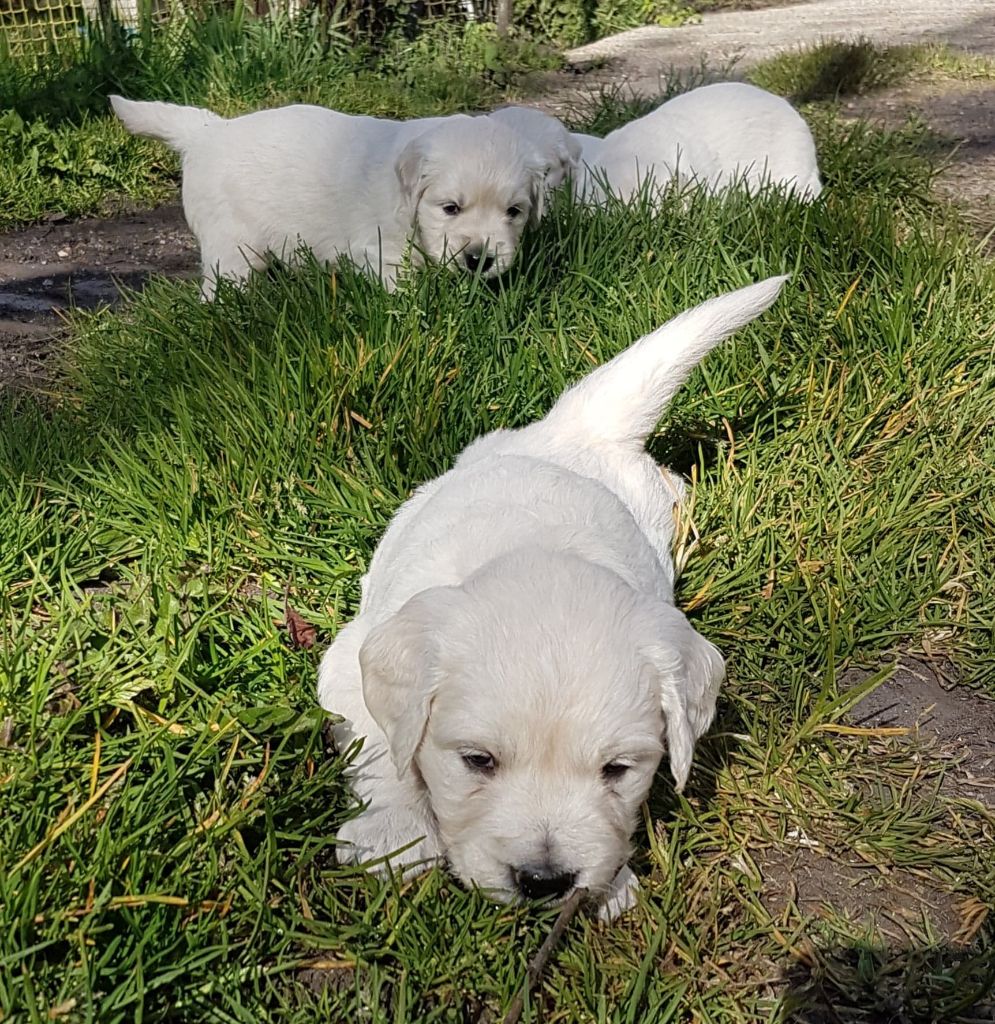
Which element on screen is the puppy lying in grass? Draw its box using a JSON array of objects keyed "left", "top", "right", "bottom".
[
  {"left": 575, "top": 83, "right": 822, "bottom": 204},
  {"left": 111, "top": 97, "right": 567, "bottom": 297},
  {"left": 318, "top": 274, "right": 788, "bottom": 920},
  {"left": 500, "top": 83, "right": 820, "bottom": 205}
]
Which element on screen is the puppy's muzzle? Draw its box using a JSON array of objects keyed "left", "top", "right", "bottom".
[
  {"left": 513, "top": 864, "right": 576, "bottom": 901},
  {"left": 462, "top": 247, "right": 495, "bottom": 275}
]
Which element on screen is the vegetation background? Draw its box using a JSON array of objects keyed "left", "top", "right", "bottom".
[{"left": 1, "top": 3, "right": 994, "bottom": 1022}]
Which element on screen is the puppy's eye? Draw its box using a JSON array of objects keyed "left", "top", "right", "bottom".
[
  {"left": 461, "top": 751, "right": 496, "bottom": 774},
  {"left": 442, "top": 202, "right": 461, "bottom": 217},
  {"left": 506, "top": 205, "right": 522, "bottom": 219},
  {"left": 601, "top": 761, "right": 631, "bottom": 781}
]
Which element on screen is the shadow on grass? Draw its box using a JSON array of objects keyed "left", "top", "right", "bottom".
[
  {"left": 780, "top": 941, "right": 995, "bottom": 1022},
  {"left": 750, "top": 38, "right": 916, "bottom": 104},
  {"left": 0, "top": 23, "right": 158, "bottom": 125}
]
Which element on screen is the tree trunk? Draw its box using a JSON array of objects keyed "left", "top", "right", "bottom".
[
  {"left": 495, "top": 0, "right": 512, "bottom": 36},
  {"left": 97, "top": 0, "right": 114, "bottom": 36}
]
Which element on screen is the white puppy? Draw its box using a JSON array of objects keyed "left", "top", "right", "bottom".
[
  {"left": 489, "top": 106, "right": 582, "bottom": 190},
  {"left": 576, "top": 82, "right": 822, "bottom": 204},
  {"left": 318, "top": 275, "right": 788, "bottom": 919},
  {"left": 110, "top": 97, "right": 555, "bottom": 297}
]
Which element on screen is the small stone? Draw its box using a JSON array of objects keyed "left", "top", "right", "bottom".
[{"left": 57, "top": 248, "right": 70, "bottom": 258}]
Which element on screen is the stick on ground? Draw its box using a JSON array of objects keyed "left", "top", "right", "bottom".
[{"left": 502, "top": 888, "right": 587, "bottom": 1024}]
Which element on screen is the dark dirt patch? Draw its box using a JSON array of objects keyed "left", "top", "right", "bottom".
[
  {"left": 0, "top": 200, "right": 196, "bottom": 392},
  {"left": 296, "top": 963, "right": 358, "bottom": 995},
  {"left": 759, "top": 845, "right": 969, "bottom": 947},
  {"left": 750, "top": 654, "right": 995, "bottom": 1018},
  {"left": 758, "top": 819, "right": 994, "bottom": 1020},
  {"left": 843, "top": 655, "right": 995, "bottom": 808},
  {"left": 779, "top": 945, "right": 995, "bottom": 1024}
]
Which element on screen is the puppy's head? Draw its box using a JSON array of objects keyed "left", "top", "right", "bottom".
[
  {"left": 395, "top": 117, "right": 547, "bottom": 278},
  {"left": 488, "top": 106, "right": 582, "bottom": 190},
  {"left": 359, "top": 550, "right": 723, "bottom": 909}
]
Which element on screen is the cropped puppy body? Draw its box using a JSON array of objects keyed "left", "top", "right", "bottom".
[
  {"left": 111, "top": 98, "right": 557, "bottom": 297},
  {"left": 577, "top": 82, "right": 822, "bottom": 204},
  {"left": 318, "top": 276, "right": 787, "bottom": 918}
]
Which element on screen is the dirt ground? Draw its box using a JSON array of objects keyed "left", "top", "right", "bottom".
[
  {"left": 755, "top": 654, "right": 995, "bottom": 945},
  {"left": 0, "top": 203, "right": 195, "bottom": 390}
]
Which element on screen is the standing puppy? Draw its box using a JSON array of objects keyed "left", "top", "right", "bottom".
[
  {"left": 577, "top": 82, "right": 822, "bottom": 204},
  {"left": 111, "top": 98, "right": 553, "bottom": 297},
  {"left": 318, "top": 275, "right": 788, "bottom": 920}
]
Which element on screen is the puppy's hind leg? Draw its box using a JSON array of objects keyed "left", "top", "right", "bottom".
[{"left": 198, "top": 243, "right": 259, "bottom": 301}]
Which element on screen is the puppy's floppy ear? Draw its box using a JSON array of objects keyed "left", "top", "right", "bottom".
[
  {"left": 528, "top": 162, "right": 547, "bottom": 226},
  {"left": 552, "top": 133, "right": 583, "bottom": 187},
  {"left": 359, "top": 586, "right": 463, "bottom": 777},
  {"left": 395, "top": 134, "right": 429, "bottom": 210},
  {"left": 533, "top": 134, "right": 581, "bottom": 193},
  {"left": 639, "top": 604, "right": 725, "bottom": 792}
]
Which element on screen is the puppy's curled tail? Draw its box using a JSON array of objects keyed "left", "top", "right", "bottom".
[
  {"left": 109, "top": 95, "right": 221, "bottom": 153},
  {"left": 544, "top": 275, "right": 788, "bottom": 449}
]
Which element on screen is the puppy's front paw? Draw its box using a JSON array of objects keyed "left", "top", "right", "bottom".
[
  {"left": 336, "top": 804, "right": 442, "bottom": 877},
  {"left": 597, "top": 864, "right": 641, "bottom": 922}
]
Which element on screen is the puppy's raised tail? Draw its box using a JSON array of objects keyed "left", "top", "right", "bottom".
[
  {"left": 544, "top": 275, "right": 788, "bottom": 449},
  {"left": 109, "top": 95, "right": 221, "bottom": 153}
]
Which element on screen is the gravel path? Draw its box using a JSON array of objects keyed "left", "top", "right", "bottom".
[{"left": 565, "top": 0, "right": 995, "bottom": 94}]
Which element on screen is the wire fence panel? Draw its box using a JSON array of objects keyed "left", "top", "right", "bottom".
[
  {"left": 1, "top": 0, "right": 90, "bottom": 56},
  {"left": 0, "top": 0, "right": 477, "bottom": 60}
]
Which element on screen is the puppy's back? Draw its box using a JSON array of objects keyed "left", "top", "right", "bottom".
[
  {"left": 596, "top": 82, "right": 821, "bottom": 200},
  {"left": 660, "top": 83, "right": 821, "bottom": 198}
]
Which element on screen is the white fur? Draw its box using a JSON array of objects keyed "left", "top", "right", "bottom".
[
  {"left": 576, "top": 82, "right": 822, "bottom": 204},
  {"left": 110, "top": 97, "right": 554, "bottom": 297},
  {"left": 489, "top": 106, "right": 582, "bottom": 190},
  {"left": 318, "top": 275, "right": 788, "bottom": 919}
]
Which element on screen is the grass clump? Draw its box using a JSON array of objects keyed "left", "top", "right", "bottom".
[
  {"left": 749, "top": 37, "right": 922, "bottom": 102},
  {"left": 749, "top": 36, "right": 995, "bottom": 103},
  {"left": 2, "top": 89, "right": 994, "bottom": 1019},
  {"left": 0, "top": 108, "right": 175, "bottom": 226}
]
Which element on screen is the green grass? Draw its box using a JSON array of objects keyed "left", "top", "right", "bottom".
[
  {"left": 2, "top": 88, "right": 995, "bottom": 1020},
  {"left": 7, "top": 19, "right": 991, "bottom": 233},
  {"left": 749, "top": 37, "right": 995, "bottom": 104},
  {"left": 0, "top": 9, "right": 556, "bottom": 229}
]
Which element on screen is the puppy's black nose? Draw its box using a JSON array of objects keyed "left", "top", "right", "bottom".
[
  {"left": 514, "top": 866, "right": 576, "bottom": 901},
  {"left": 463, "top": 251, "right": 494, "bottom": 274}
]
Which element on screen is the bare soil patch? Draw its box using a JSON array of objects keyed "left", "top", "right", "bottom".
[
  {"left": 842, "top": 80, "right": 995, "bottom": 239},
  {"left": 843, "top": 655, "right": 995, "bottom": 808},
  {"left": 758, "top": 845, "right": 969, "bottom": 947},
  {"left": 0, "top": 201, "right": 195, "bottom": 391},
  {"left": 749, "top": 653, "right": 994, "bottom": 1014}
]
